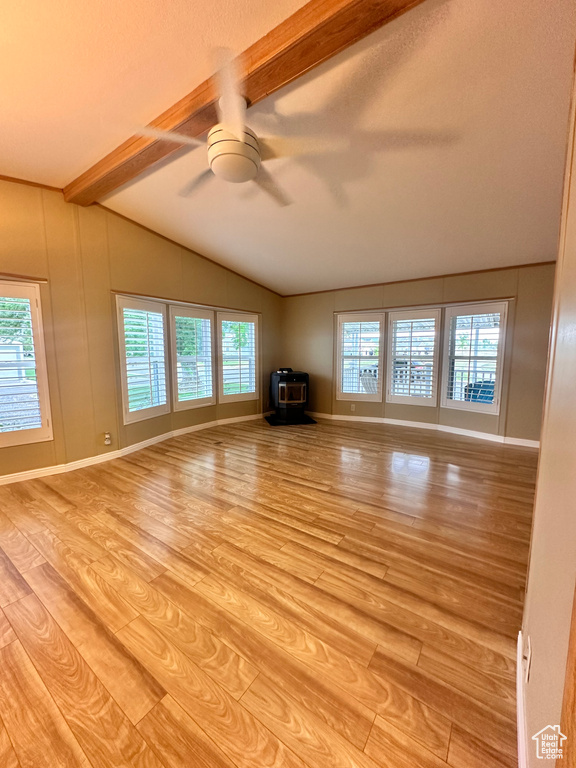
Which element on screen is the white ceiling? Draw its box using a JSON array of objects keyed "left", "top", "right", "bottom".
[
  {"left": 0, "top": 0, "right": 307, "bottom": 184},
  {"left": 1, "top": 0, "right": 575, "bottom": 295}
]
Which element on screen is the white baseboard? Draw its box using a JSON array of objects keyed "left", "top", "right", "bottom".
[
  {"left": 517, "top": 631, "right": 528, "bottom": 768},
  {"left": 503, "top": 436, "right": 540, "bottom": 448},
  {"left": 308, "top": 412, "right": 539, "bottom": 448},
  {"left": 1, "top": 410, "right": 537, "bottom": 487},
  {"left": 0, "top": 413, "right": 268, "bottom": 487}
]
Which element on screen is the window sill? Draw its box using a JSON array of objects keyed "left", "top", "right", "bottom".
[
  {"left": 440, "top": 402, "right": 500, "bottom": 416},
  {"left": 122, "top": 404, "right": 171, "bottom": 425},
  {"left": 218, "top": 392, "right": 259, "bottom": 404},
  {"left": 386, "top": 395, "right": 437, "bottom": 407},
  {"left": 173, "top": 398, "right": 216, "bottom": 412},
  {"left": 336, "top": 393, "right": 383, "bottom": 403},
  {"left": 0, "top": 427, "right": 53, "bottom": 449}
]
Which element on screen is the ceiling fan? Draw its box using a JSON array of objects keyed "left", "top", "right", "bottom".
[
  {"left": 137, "top": 51, "right": 300, "bottom": 206},
  {"left": 136, "top": 44, "right": 454, "bottom": 208}
]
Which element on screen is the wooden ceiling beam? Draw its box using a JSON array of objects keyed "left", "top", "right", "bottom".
[{"left": 63, "top": 0, "right": 427, "bottom": 206}]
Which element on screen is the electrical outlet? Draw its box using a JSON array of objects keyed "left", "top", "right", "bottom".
[
  {"left": 104, "top": 432, "right": 112, "bottom": 446},
  {"left": 350, "top": 404, "right": 356, "bottom": 412}
]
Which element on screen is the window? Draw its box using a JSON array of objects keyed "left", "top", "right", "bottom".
[
  {"left": 170, "top": 307, "right": 215, "bottom": 409},
  {"left": 218, "top": 313, "right": 259, "bottom": 402},
  {"left": 442, "top": 302, "right": 508, "bottom": 414},
  {"left": 117, "top": 297, "right": 260, "bottom": 419},
  {"left": 0, "top": 281, "right": 52, "bottom": 448},
  {"left": 336, "top": 314, "right": 384, "bottom": 401},
  {"left": 117, "top": 297, "right": 169, "bottom": 424},
  {"left": 387, "top": 309, "right": 440, "bottom": 406}
]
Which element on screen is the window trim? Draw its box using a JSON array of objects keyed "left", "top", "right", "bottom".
[
  {"left": 336, "top": 313, "right": 384, "bottom": 402},
  {"left": 116, "top": 295, "right": 170, "bottom": 425},
  {"left": 169, "top": 306, "right": 215, "bottom": 411},
  {"left": 441, "top": 301, "right": 508, "bottom": 415},
  {"left": 217, "top": 312, "right": 259, "bottom": 403},
  {"left": 386, "top": 308, "right": 441, "bottom": 407},
  {"left": 0, "top": 281, "right": 53, "bottom": 448}
]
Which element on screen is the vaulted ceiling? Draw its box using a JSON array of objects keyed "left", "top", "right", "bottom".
[{"left": 1, "top": 0, "right": 575, "bottom": 294}]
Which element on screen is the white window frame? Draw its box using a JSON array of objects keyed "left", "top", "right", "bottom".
[
  {"left": 169, "top": 306, "right": 215, "bottom": 410},
  {"left": 441, "top": 301, "right": 508, "bottom": 415},
  {"left": 117, "top": 296, "right": 170, "bottom": 424},
  {"left": 386, "top": 308, "right": 441, "bottom": 407},
  {"left": 0, "top": 281, "right": 52, "bottom": 448},
  {"left": 217, "top": 312, "right": 259, "bottom": 403},
  {"left": 336, "top": 313, "right": 384, "bottom": 402}
]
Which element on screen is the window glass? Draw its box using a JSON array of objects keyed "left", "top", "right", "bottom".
[
  {"left": 443, "top": 303, "right": 507, "bottom": 414},
  {"left": 336, "top": 315, "right": 383, "bottom": 401},
  {"left": 0, "top": 282, "right": 52, "bottom": 447},
  {"left": 218, "top": 314, "right": 259, "bottom": 402},
  {"left": 387, "top": 311, "right": 439, "bottom": 405},
  {"left": 172, "top": 313, "right": 213, "bottom": 407}
]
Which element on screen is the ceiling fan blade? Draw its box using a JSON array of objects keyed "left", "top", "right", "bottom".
[
  {"left": 260, "top": 136, "right": 347, "bottom": 161},
  {"left": 253, "top": 167, "right": 291, "bottom": 207},
  {"left": 137, "top": 126, "right": 203, "bottom": 148},
  {"left": 214, "top": 48, "right": 247, "bottom": 141},
  {"left": 178, "top": 169, "right": 213, "bottom": 197}
]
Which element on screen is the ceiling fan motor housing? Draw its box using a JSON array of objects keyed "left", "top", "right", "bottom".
[{"left": 207, "top": 125, "right": 261, "bottom": 183}]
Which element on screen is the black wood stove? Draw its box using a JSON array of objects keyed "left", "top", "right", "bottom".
[{"left": 267, "top": 368, "right": 315, "bottom": 426}]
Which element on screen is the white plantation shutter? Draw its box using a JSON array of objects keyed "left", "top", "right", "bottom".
[
  {"left": 0, "top": 282, "right": 52, "bottom": 448},
  {"left": 117, "top": 297, "right": 169, "bottom": 423},
  {"left": 442, "top": 302, "right": 508, "bottom": 415},
  {"left": 387, "top": 310, "right": 440, "bottom": 406},
  {"left": 170, "top": 307, "right": 215, "bottom": 409},
  {"left": 336, "top": 314, "right": 384, "bottom": 401},
  {"left": 218, "top": 313, "right": 259, "bottom": 402}
]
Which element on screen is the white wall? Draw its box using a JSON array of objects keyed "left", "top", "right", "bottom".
[{"left": 521, "top": 70, "right": 576, "bottom": 766}]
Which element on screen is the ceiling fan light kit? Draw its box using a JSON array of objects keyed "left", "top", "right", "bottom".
[
  {"left": 207, "top": 124, "right": 261, "bottom": 183},
  {"left": 135, "top": 52, "right": 291, "bottom": 204}
]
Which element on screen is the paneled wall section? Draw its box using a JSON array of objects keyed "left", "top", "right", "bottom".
[
  {"left": 0, "top": 178, "right": 555, "bottom": 475},
  {"left": 281, "top": 264, "right": 555, "bottom": 441},
  {"left": 0, "top": 181, "right": 283, "bottom": 475}
]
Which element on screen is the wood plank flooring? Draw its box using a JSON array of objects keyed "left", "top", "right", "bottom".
[{"left": 0, "top": 418, "right": 537, "bottom": 768}]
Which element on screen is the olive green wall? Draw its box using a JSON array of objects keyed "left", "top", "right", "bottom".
[
  {"left": 0, "top": 180, "right": 283, "bottom": 475},
  {"left": 0, "top": 178, "right": 555, "bottom": 478},
  {"left": 281, "top": 263, "right": 555, "bottom": 441}
]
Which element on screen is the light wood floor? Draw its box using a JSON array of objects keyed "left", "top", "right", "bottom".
[{"left": 0, "top": 419, "right": 536, "bottom": 768}]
